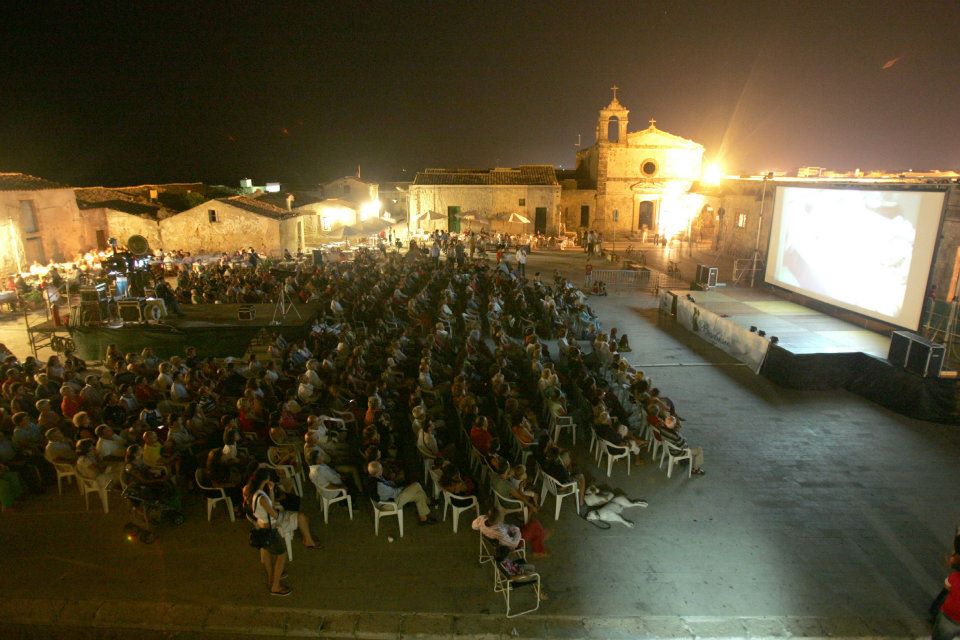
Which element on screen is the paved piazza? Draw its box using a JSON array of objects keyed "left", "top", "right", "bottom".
[{"left": 0, "top": 249, "right": 956, "bottom": 639}]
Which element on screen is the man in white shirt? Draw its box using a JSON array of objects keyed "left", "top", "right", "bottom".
[
  {"left": 307, "top": 449, "right": 349, "bottom": 493},
  {"left": 366, "top": 461, "right": 436, "bottom": 525}
]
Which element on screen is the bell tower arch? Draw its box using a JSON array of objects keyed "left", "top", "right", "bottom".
[{"left": 596, "top": 84, "right": 629, "bottom": 144}]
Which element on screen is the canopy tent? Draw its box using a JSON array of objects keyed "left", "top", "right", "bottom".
[
  {"left": 490, "top": 211, "right": 532, "bottom": 235},
  {"left": 416, "top": 210, "right": 448, "bottom": 232},
  {"left": 457, "top": 210, "right": 491, "bottom": 231},
  {"left": 357, "top": 217, "right": 392, "bottom": 234}
]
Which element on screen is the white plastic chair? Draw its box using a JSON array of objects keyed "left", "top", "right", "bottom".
[
  {"left": 441, "top": 490, "right": 479, "bottom": 533},
  {"left": 195, "top": 469, "right": 235, "bottom": 522},
  {"left": 321, "top": 415, "right": 348, "bottom": 434},
  {"left": 78, "top": 476, "right": 111, "bottom": 513},
  {"left": 493, "top": 489, "right": 529, "bottom": 524},
  {"left": 267, "top": 447, "right": 303, "bottom": 496},
  {"left": 316, "top": 484, "right": 353, "bottom": 524},
  {"left": 660, "top": 440, "right": 693, "bottom": 478},
  {"left": 370, "top": 498, "right": 403, "bottom": 537},
  {"left": 427, "top": 465, "right": 443, "bottom": 499},
  {"left": 597, "top": 438, "right": 631, "bottom": 477},
  {"left": 649, "top": 426, "right": 664, "bottom": 461},
  {"left": 416, "top": 443, "right": 439, "bottom": 486},
  {"left": 52, "top": 462, "right": 79, "bottom": 495},
  {"left": 551, "top": 415, "right": 576, "bottom": 445},
  {"left": 539, "top": 471, "right": 579, "bottom": 520}
]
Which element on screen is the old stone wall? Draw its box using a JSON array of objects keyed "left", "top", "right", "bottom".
[
  {"left": 560, "top": 188, "right": 597, "bottom": 231},
  {"left": 105, "top": 210, "right": 162, "bottom": 251},
  {"left": 159, "top": 202, "right": 281, "bottom": 255},
  {"left": 408, "top": 185, "right": 560, "bottom": 234},
  {"left": 0, "top": 187, "right": 88, "bottom": 265}
]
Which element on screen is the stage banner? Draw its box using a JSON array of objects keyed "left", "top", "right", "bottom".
[{"left": 676, "top": 296, "right": 770, "bottom": 372}]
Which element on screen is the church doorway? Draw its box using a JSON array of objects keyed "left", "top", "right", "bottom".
[
  {"left": 580, "top": 205, "right": 590, "bottom": 227},
  {"left": 638, "top": 201, "right": 654, "bottom": 230}
]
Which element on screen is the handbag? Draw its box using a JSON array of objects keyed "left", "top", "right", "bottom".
[{"left": 248, "top": 495, "right": 281, "bottom": 549}]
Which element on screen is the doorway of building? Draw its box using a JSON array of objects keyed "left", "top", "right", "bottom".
[
  {"left": 447, "top": 206, "right": 461, "bottom": 233},
  {"left": 95, "top": 230, "right": 108, "bottom": 251},
  {"left": 580, "top": 205, "right": 590, "bottom": 227},
  {"left": 24, "top": 237, "right": 44, "bottom": 265},
  {"left": 534, "top": 207, "right": 547, "bottom": 234},
  {"left": 297, "top": 220, "right": 304, "bottom": 251},
  {"left": 638, "top": 201, "right": 654, "bottom": 230}
]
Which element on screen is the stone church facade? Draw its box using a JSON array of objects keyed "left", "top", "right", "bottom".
[{"left": 560, "top": 88, "right": 705, "bottom": 238}]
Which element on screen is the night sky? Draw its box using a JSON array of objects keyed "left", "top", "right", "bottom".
[{"left": 2, "top": 1, "right": 958, "bottom": 187}]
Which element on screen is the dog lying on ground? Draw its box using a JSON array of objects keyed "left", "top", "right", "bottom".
[{"left": 583, "top": 486, "right": 648, "bottom": 528}]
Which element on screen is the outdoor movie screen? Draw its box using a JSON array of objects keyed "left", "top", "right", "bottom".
[{"left": 764, "top": 186, "right": 945, "bottom": 329}]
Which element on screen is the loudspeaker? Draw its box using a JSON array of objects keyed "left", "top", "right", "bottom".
[
  {"left": 117, "top": 300, "right": 144, "bottom": 322},
  {"left": 707, "top": 267, "right": 718, "bottom": 287},
  {"left": 887, "top": 330, "right": 912, "bottom": 366},
  {"left": 143, "top": 299, "right": 166, "bottom": 322},
  {"left": 695, "top": 264, "right": 709, "bottom": 284},
  {"left": 312, "top": 249, "right": 324, "bottom": 266},
  {"left": 906, "top": 339, "right": 945, "bottom": 378}
]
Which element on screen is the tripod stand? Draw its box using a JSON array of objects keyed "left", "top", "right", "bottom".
[{"left": 270, "top": 287, "right": 301, "bottom": 326}]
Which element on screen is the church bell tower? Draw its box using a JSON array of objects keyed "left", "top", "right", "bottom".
[{"left": 596, "top": 85, "right": 629, "bottom": 144}]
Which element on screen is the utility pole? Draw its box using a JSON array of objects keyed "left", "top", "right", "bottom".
[{"left": 749, "top": 175, "right": 769, "bottom": 288}]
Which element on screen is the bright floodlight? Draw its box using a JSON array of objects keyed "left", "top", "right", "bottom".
[
  {"left": 360, "top": 200, "right": 381, "bottom": 221},
  {"left": 702, "top": 163, "right": 723, "bottom": 186}
]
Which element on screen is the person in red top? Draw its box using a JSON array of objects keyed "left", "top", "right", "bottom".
[
  {"left": 934, "top": 568, "right": 960, "bottom": 640},
  {"left": 469, "top": 416, "right": 492, "bottom": 455},
  {"left": 60, "top": 386, "right": 83, "bottom": 421}
]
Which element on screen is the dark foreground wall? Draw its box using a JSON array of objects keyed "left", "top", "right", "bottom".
[{"left": 761, "top": 344, "right": 960, "bottom": 424}]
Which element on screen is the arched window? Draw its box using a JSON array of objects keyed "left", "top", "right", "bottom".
[{"left": 607, "top": 116, "right": 620, "bottom": 143}]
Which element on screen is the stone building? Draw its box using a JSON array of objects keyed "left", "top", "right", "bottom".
[
  {"left": 560, "top": 88, "right": 705, "bottom": 239},
  {"left": 74, "top": 187, "right": 171, "bottom": 252},
  {"left": 158, "top": 195, "right": 293, "bottom": 256},
  {"left": 320, "top": 176, "right": 379, "bottom": 209},
  {"left": 0, "top": 173, "right": 90, "bottom": 271},
  {"left": 408, "top": 166, "right": 560, "bottom": 234}
]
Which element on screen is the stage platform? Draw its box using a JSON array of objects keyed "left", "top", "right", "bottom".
[
  {"left": 27, "top": 302, "right": 324, "bottom": 360},
  {"left": 660, "top": 288, "right": 959, "bottom": 424}
]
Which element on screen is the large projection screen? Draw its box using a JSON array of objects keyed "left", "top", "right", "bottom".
[{"left": 765, "top": 186, "right": 945, "bottom": 329}]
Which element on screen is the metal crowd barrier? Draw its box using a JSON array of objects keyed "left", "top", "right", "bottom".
[{"left": 590, "top": 268, "right": 650, "bottom": 290}]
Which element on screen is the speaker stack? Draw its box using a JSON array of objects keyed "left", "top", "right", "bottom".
[
  {"left": 693, "top": 264, "right": 719, "bottom": 290},
  {"left": 887, "top": 330, "right": 945, "bottom": 378}
]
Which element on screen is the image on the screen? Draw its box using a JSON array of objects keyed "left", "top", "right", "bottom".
[{"left": 765, "top": 186, "right": 945, "bottom": 328}]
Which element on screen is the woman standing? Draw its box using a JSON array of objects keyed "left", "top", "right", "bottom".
[{"left": 243, "top": 468, "right": 320, "bottom": 597}]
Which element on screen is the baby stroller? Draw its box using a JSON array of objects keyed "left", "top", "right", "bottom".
[{"left": 121, "top": 478, "right": 185, "bottom": 544}]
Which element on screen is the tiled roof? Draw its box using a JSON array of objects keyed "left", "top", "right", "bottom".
[
  {"left": 255, "top": 191, "right": 322, "bottom": 209},
  {"left": 74, "top": 187, "right": 172, "bottom": 218},
  {"left": 413, "top": 165, "right": 558, "bottom": 186},
  {"left": 219, "top": 196, "right": 294, "bottom": 220},
  {"left": 0, "top": 172, "right": 65, "bottom": 191}
]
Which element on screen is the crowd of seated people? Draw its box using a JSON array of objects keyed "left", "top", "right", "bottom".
[{"left": 0, "top": 240, "right": 701, "bottom": 604}]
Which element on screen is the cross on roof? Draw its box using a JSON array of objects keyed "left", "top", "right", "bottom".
[
  {"left": 611, "top": 84, "right": 619, "bottom": 100},
  {"left": 649, "top": 118, "right": 657, "bottom": 128}
]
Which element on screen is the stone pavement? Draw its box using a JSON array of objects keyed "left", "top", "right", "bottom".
[{"left": 0, "top": 250, "right": 957, "bottom": 638}]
